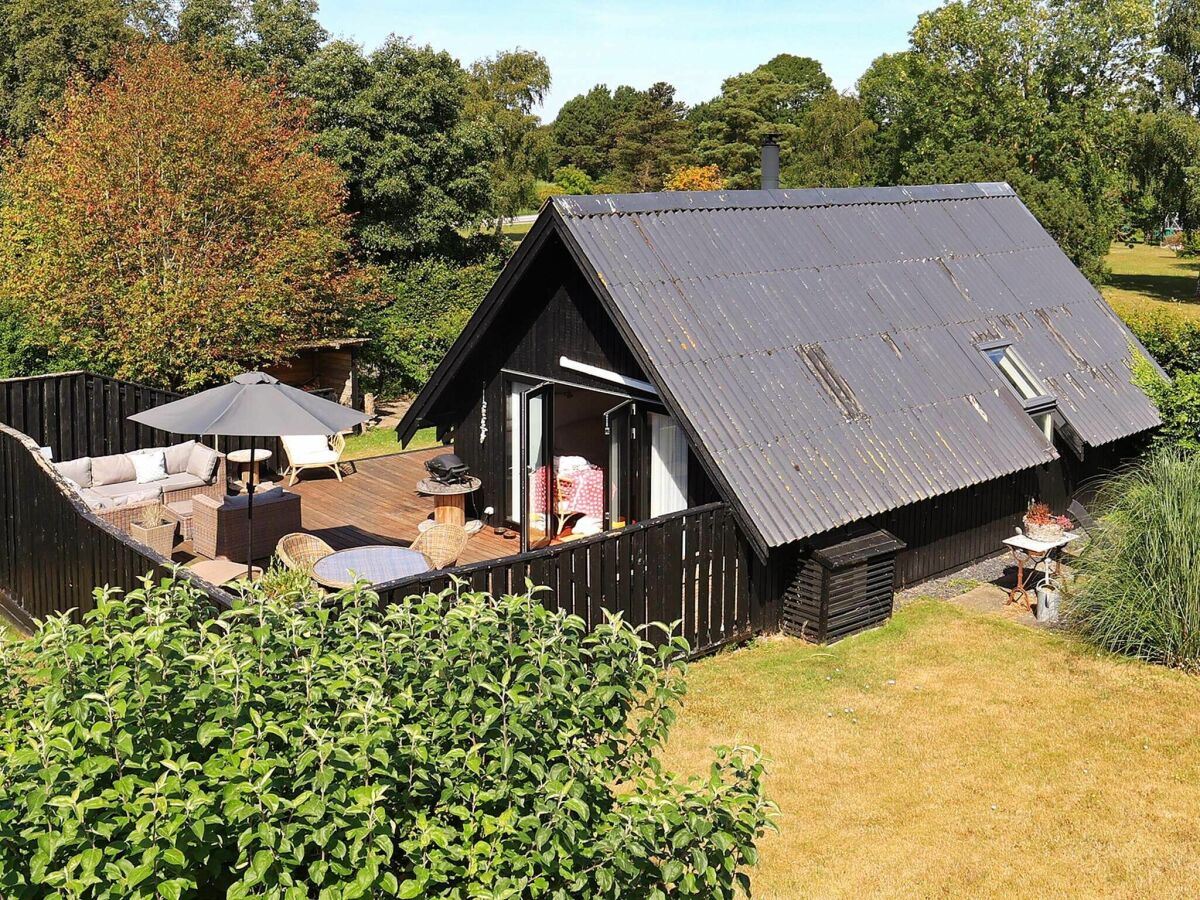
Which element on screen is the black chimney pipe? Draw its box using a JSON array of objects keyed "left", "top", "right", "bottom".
[{"left": 761, "top": 136, "right": 780, "bottom": 191}]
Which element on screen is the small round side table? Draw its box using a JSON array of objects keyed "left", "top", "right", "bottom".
[
  {"left": 228, "top": 448, "right": 273, "bottom": 486},
  {"left": 416, "top": 477, "right": 481, "bottom": 527}
]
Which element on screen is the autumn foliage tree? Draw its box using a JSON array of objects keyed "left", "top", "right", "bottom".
[
  {"left": 663, "top": 164, "right": 725, "bottom": 191},
  {"left": 0, "top": 43, "right": 375, "bottom": 390}
]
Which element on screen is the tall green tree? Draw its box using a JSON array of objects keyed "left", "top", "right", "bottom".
[
  {"left": 467, "top": 48, "right": 551, "bottom": 228},
  {"left": 1128, "top": 108, "right": 1200, "bottom": 238},
  {"left": 294, "top": 37, "right": 495, "bottom": 263},
  {"left": 690, "top": 55, "right": 834, "bottom": 188},
  {"left": 857, "top": 0, "right": 1154, "bottom": 281},
  {"left": 1157, "top": 0, "right": 1200, "bottom": 113},
  {"left": 783, "top": 92, "right": 877, "bottom": 188},
  {"left": 550, "top": 84, "right": 617, "bottom": 178},
  {"left": 0, "top": 0, "right": 132, "bottom": 141},
  {"left": 609, "top": 81, "right": 690, "bottom": 191},
  {"left": 177, "top": 0, "right": 327, "bottom": 81}
]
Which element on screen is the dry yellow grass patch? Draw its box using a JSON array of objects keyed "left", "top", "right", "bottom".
[{"left": 663, "top": 601, "right": 1200, "bottom": 899}]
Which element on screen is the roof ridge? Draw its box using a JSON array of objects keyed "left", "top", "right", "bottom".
[{"left": 552, "top": 183, "right": 1015, "bottom": 218}]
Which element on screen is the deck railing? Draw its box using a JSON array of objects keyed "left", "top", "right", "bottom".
[
  {"left": 0, "top": 422, "right": 234, "bottom": 629},
  {"left": 375, "top": 502, "right": 759, "bottom": 657}
]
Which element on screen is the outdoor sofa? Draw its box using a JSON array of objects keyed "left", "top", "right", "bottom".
[{"left": 55, "top": 440, "right": 226, "bottom": 530}]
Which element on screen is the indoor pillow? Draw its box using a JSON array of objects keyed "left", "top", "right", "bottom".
[
  {"left": 129, "top": 450, "right": 168, "bottom": 484},
  {"left": 185, "top": 444, "right": 220, "bottom": 481}
]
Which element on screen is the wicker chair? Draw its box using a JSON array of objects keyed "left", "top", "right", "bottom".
[
  {"left": 276, "top": 532, "right": 334, "bottom": 576},
  {"left": 410, "top": 523, "right": 468, "bottom": 569},
  {"left": 192, "top": 490, "right": 302, "bottom": 562}
]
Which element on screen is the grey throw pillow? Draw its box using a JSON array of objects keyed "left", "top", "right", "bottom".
[
  {"left": 55, "top": 456, "right": 93, "bottom": 488},
  {"left": 92, "top": 453, "right": 136, "bottom": 486},
  {"left": 163, "top": 441, "right": 195, "bottom": 475},
  {"left": 186, "top": 444, "right": 219, "bottom": 481}
]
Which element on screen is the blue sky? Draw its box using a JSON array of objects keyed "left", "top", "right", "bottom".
[{"left": 315, "top": 1, "right": 928, "bottom": 119}]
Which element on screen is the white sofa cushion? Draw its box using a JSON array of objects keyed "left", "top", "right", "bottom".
[
  {"left": 186, "top": 444, "right": 220, "bottom": 481},
  {"left": 284, "top": 435, "right": 332, "bottom": 462},
  {"left": 130, "top": 450, "right": 168, "bottom": 484},
  {"left": 156, "top": 472, "right": 208, "bottom": 492},
  {"left": 163, "top": 440, "right": 195, "bottom": 475}
]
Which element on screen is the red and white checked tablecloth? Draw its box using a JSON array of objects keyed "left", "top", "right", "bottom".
[{"left": 530, "top": 464, "right": 605, "bottom": 520}]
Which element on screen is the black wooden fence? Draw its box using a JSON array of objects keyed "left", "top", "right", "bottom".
[
  {"left": 0, "top": 371, "right": 283, "bottom": 469},
  {"left": 376, "top": 502, "right": 765, "bottom": 657},
  {"left": 0, "top": 423, "right": 233, "bottom": 630}
]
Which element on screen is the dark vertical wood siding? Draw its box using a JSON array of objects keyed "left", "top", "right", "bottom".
[
  {"left": 426, "top": 235, "right": 713, "bottom": 523},
  {"left": 814, "top": 434, "right": 1148, "bottom": 588}
]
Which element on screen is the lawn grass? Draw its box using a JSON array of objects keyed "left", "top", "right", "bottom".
[
  {"left": 663, "top": 601, "right": 1200, "bottom": 898},
  {"left": 1102, "top": 242, "right": 1200, "bottom": 324},
  {"left": 341, "top": 425, "right": 440, "bottom": 462}
]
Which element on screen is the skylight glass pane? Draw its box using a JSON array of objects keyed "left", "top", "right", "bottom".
[
  {"left": 997, "top": 353, "right": 1040, "bottom": 401},
  {"left": 981, "top": 344, "right": 1046, "bottom": 403}
]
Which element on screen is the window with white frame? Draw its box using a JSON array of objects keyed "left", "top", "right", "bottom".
[{"left": 979, "top": 341, "right": 1055, "bottom": 440}]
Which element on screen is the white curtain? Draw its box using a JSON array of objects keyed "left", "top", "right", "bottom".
[
  {"left": 508, "top": 381, "right": 534, "bottom": 522},
  {"left": 649, "top": 412, "right": 688, "bottom": 517}
]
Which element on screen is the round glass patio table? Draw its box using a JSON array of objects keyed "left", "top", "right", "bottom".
[{"left": 312, "top": 545, "right": 429, "bottom": 588}]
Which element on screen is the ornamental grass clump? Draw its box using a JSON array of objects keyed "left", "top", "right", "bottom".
[
  {"left": 1065, "top": 449, "right": 1200, "bottom": 669},
  {"left": 0, "top": 576, "right": 773, "bottom": 898}
]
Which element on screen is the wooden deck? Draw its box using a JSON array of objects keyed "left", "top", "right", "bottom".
[{"left": 286, "top": 448, "right": 516, "bottom": 565}]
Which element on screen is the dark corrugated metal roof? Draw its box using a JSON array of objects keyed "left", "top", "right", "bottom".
[{"left": 553, "top": 183, "right": 1160, "bottom": 548}]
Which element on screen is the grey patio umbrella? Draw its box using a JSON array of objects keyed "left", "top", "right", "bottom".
[{"left": 129, "top": 372, "right": 368, "bottom": 579}]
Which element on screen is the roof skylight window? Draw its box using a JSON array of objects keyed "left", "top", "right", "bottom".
[{"left": 978, "top": 341, "right": 1055, "bottom": 440}]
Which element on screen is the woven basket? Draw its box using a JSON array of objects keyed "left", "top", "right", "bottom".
[{"left": 1023, "top": 519, "right": 1064, "bottom": 542}]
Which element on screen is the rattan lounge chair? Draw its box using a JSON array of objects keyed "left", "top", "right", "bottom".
[
  {"left": 276, "top": 532, "right": 334, "bottom": 576},
  {"left": 410, "top": 523, "right": 468, "bottom": 569}
]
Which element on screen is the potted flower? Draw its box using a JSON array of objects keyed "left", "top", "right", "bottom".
[
  {"left": 130, "top": 501, "right": 175, "bottom": 557},
  {"left": 1022, "top": 501, "right": 1073, "bottom": 542}
]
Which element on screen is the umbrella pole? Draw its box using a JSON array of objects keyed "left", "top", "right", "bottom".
[{"left": 246, "top": 436, "right": 256, "bottom": 582}]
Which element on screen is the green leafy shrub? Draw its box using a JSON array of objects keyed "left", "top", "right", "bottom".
[
  {"left": 1127, "top": 315, "right": 1200, "bottom": 376},
  {"left": 1132, "top": 350, "right": 1200, "bottom": 451},
  {"left": 551, "top": 165, "right": 593, "bottom": 195},
  {"left": 361, "top": 255, "right": 503, "bottom": 398},
  {"left": 0, "top": 576, "right": 774, "bottom": 898},
  {"left": 1065, "top": 449, "right": 1200, "bottom": 669}
]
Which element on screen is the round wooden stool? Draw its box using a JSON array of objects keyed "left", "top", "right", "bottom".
[{"left": 416, "top": 477, "right": 482, "bottom": 527}]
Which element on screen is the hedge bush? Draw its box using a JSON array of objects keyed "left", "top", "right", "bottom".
[
  {"left": 1132, "top": 350, "right": 1200, "bottom": 452},
  {"left": 1126, "top": 314, "right": 1200, "bottom": 377},
  {"left": 360, "top": 255, "right": 502, "bottom": 399},
  {"left": 1065, "top": 449, "right": 1200, "bottom": 669},
  {"left": 0, "top": 576, "right": 774, "bottom": 898}
]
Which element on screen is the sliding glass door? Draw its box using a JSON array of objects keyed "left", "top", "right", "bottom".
[
  {"left": 604, "top": 399, "right": 637, "bottom": 530},
  {"left": 520, "top": 382, "right": 554, "bottom": 551}
]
